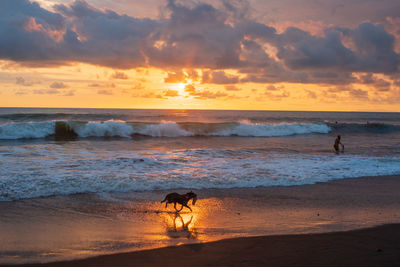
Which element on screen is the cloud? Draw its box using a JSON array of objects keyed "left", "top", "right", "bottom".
[
  {"left": 14, "top": 89, "right": 29, "bottom": 95},
  {"left": 63, "top": 90, "right": 75, "bottom": 96},
  {"left": 88, "top": 83, "right": 101, "bottom": 87},
  {"left": 191, "top": 89, "right": 228, "bottom": 99},
  {"left": 224, "top": 85, "right": 241, "bottom": 91},
  {"left": 97, "top": 89, "right": 113, "bottom": 95},
  {"left": 182, "top": 83, "right": 230, "bottom": 99},
  {"left": 164, "top": 71, "right": 186, "bottom": 83},
  {"left": 164, "top": 70, "right": 201, "bottom": 83},
  {"left": 0, "top": 0, "right": 65, "bottom": 63},
  {"left": 0, "top": 0, "right": 157, "bottom": 67},
  {"left": 266, "top": 85, "right": 283, "bottom": 91},
  {"left": 349, "top": 88, "right": 369, "bottom": 100},
  {"left": 111, "top": 71, "right": 129, "bottom": 79},
  {"left": 202, "top": 71, "right": 239, "bottom": 84},
  {"left": 305, "top": 89, "right": 317, "bottom": 99},
  {"left": 50, "top": 81, "right": 68, "bottom": 88},
  {"left": 0, "top": 0, "right": 399, "bottom": 87},
  {"left": 33, "top": 88, "right": 60, "bottom": 94},
  {"left": 272, "top": 22, "right": 399, "bottom": 74},
  {"left": 357, "top": 73, "right": 392, "bottom": 92},
  {"left": 132, "top": 91, "right": 165, "bottom": 98},
  {"left": 184, "top": 84, "right": 196, "bottom": 93},
  {"left": 145, "top": 0, "right": 243, "bottom": 69},
  {"left": 263, "top": 88, "right": 290, "bottom": 101},
  {"left": 132, "top": 83, "right": 145, "bottom": 90},
  {"left": 16, "top": 76, "right": 35, "bottom": 86},
  {"left": 164, "top": 89, "right": 179, "bottom": 97}
]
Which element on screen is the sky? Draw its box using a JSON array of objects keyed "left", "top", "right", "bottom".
[{"left": 1, "top": 0, "right": 400, "bottom": 111}]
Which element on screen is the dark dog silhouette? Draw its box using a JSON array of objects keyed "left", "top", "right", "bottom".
[{"left": 161, "top": 191, "right": 197, "bottom": 212}]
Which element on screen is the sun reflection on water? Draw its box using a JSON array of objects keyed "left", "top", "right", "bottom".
[{"left": 163, "top": 212, "right": 198, "bottom": 239}]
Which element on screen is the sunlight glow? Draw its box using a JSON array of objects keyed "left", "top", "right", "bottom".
[{"left": 176, "top": 83, "right": 186, "bottom": 95}]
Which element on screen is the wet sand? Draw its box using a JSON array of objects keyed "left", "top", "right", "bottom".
[
  {"left": 1, "top": 175, "right": 400, "bottom": 265},
  {"left": 7, "top": 223, "right": 400, "bottom": 267}
]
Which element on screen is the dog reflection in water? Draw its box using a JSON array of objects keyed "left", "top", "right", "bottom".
[
  {"left": 165, "top": 213, "right": 197, "bottom": 239},
  {"left": 161, "top": 191, "right": 197, "bottom": 212}
]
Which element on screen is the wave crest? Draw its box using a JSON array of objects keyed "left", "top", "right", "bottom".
[
  {"left": 0, "top": 120, "right": 331, "bottom": 139},
  {"left": 213, "top": 122, "right": 330, "bottom": 137},
  {"left": 0, "top": 121, "right": 56, "bottom": 139}
]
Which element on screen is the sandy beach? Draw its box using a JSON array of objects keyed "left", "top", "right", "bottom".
[
  {"left": 1, "top": 175, "right": 400, "bottom": 266},
  {"left": 6, "top": 223, "right": 400, "bottom": 267}
]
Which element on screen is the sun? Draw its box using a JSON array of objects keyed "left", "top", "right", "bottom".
[{"left": 176, "top": 82, "right": 186, "bottom": 94}]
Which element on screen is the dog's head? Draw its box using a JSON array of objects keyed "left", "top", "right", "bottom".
[{"left": 186, "top": 191, "right": 197, "bottom": 205}]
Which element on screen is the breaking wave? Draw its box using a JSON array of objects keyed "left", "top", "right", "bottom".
[{"left": 0, "top": 120, "right": 331, "bottom": 139}]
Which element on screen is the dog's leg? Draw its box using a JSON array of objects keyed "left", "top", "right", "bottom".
[
  {"left": 175, "top": 204, "right": 183, "bottom": 212},
  {"left": 183, "top": 204, "right": 192, "bottom": 212}
]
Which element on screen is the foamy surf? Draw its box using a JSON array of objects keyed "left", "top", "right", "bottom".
[
  {"left": 0, "top": 120, "right": 331, "bottom": 139},
  {"left": 1, "top": 147, "right": 400, "bottom": 201}
]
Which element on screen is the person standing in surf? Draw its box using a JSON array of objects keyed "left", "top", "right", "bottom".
[{"left": 333, "top": 135, "right": 344, "bottom": 153}]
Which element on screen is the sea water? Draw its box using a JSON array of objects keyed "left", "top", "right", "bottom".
[{"left": 0, "top": 108, "right": 400, "bottom": 201}]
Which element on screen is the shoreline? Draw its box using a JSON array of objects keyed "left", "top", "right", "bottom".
[
  {"left": 4, "top": 223, "right": 400, "bottom": 267},
  {"left": 1, "top": 174, "right": 400, "bottom": 265}
]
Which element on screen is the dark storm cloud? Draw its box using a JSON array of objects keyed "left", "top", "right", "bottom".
[
  {"left": 0, "top": 0, "right": 399, "bottom": 85},
  {"left": 338, "top": 22, "right": 399, "bottom": 72},
  {"left": 0, "top": 0, "right": 157, "bottom": 67},
  {"left": 54, "top": 0, "right": 158, "bottom": 68},
  {"left": 275, "top": 23, "right": 398, "bottom": 73},
  {"left": 144, "top": 0, "right": 244, "bottom": 69},
  {"left": 0, "top": 0, "right": 64, "bottom": 62}
]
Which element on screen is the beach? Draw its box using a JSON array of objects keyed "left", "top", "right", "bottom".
[
  {"left": 7, "top": 224, "right": 400, "bottom": 267},
  {"left": 1, "top": 174, "right": 400, "bottom": 266},
  {"left": 1, "top": 108, "right": 400, "bottom": 265}
]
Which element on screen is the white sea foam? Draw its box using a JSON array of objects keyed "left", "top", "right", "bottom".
[
  {"left": 213, "top": 122, "right": 331, "bottom": 137},
  {"left": 0, "top": 121, "right": 56, "bottom": 139},
  {"left": 73, "top": 120, "right": 134, "bottom": 137},
  {"left": 135, "top": 122, "right": 193, "bottom": 137},
  {"left": 1, "top": 146, "right": 400, "bottom": 201}
]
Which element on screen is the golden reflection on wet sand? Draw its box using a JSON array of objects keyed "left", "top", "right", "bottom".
[
  {"left": 145, "top": 196, "right": 225, "bottom": 244},
  {"left": 163, "top": 213, "right": 198, "bottom": 239}
]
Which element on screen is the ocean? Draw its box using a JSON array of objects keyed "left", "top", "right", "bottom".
[{"left": 1, "top": 108, "right": 400, "bottom": 202}]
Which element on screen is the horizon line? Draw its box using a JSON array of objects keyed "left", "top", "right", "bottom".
[{"left": 0, "top": 106, "right": 399, "bottom": 114}]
